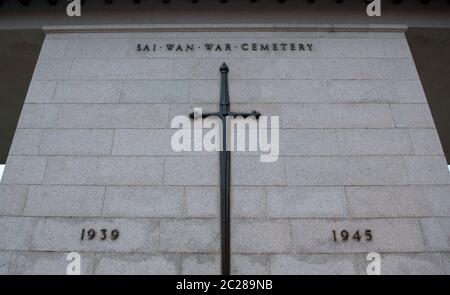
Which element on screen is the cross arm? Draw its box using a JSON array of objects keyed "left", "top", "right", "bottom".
[
  {"left": 189, "top": 111, "right": 221, "bottom": 119},
  {"left": 228, "top": 110, "right": 261, "bottom": 119}
]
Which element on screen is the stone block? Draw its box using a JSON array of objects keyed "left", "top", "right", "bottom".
[
  {"left": 291, "top": 218, "right": 425, "bottom": 253},
  {"left": 281, "top": 103, "right": 393, "bottom": 128},
  {"left": 231, "top": 254, "right": 269, "bottom": 275},
  {"left": 392, "top": 80, "right": 427, "bottom": 103},
  {"left": 286, "top": 156, "right": 408, "bottom": 185},
  {"left": 112, "top": 129, "right": 175, "bottom": 156},
  {"left": 164, "top": 156, "right": 218, "bottom": 185},
  {"left": 267, "top": 186, "right": 346, "bottom": 218},
  {"left": 53, "top": 81, "right": 121, "bottom": 103},
  {"left": 95, "top": 254, "right": 179, "bottom": 275},
  {"left": 337, "top": 129, "right": 413, "bottom": 156},
  {"left": 232, "top": 157, "right": 286, "bottom": 185},
  {"left": 346, "top": 186, "right": 432, "bottom": 218},
  {"left": 159, "top": 219, "right": 220, "bottom": 253},
  {"left": 65, "top": 38, "right": 128, "bottom": 58},
  {"left": 391, "top": 104, "right": 435, "bottom": 128},
  {"left": 70, "top": 59, "right": 172, "bottom": 80},
  {"left": 39, "top": 39, "right": 67, "bottom": 59},
  {"left": 1, "top": 156, "right": 47, "bottom": 185},
  {"left": 372, "top": 253, "right": 446, "bottom": 275},
  {"left": 420, "top": 218, "right": 450, "bottom": 251},
  {"left": 31, "top": 217, "right": 160, "bottom": 253},
  {"left": 56, "top": 104, "right": 169, "bottom": 129},
  {"left": 0, "top": 185, "right": 28, "bottom": 215},
  {"left": 17, "top": 104, "right": 60, "bottom": 129},
  {"left": 184, "top": 186, "right": 219, "bottom": 218},
  {"left": 103, "top": 186, "right": 183, "bottom": 218},
  {"left": 231, "top": 219, "right": 291, "bottom": 253},
  {"left": 422, "top": 185, "right": 450, "bottom": 216},
  {"left": 328, "top": 80, "right": 395, "bottom": 103},
  {"left": 404, "top": 156, "right": 450, "bottom": 185},
  {"left": 270, "top": 254, "right": 357, "bottom": 275},
  {"left": 9, "top": 129, "right": 42, "bottom": 156},
  {"left": 121, "top": 80, "right": 190, "bottom": 103},
  {"left": 33, "top": 59, "right": 71, "bottom": 80},
  {"left": 0, "top": 252, "right": 11, "bottom": 274},
  {"left": 409, "top": 129, "right": 445, "bottom": 155},
  {"left": 44, "top": 156, "right": 164, "bottom": 185},
  {"left": 182, "top": 254, "right": 220, "bottom": 275},
  {"left": 39, "top": 129, "right": 114, "bottom": 156},
  {"left": 24, "top": 81, "right": 56, "bottom": 103},
  {"left": 232, "top": 186, "right": 266, "bottom": 218},
  {"left": 280, "top": 129, "right": 340, "bottom": 156},
  {"left": 9, "top": 251, "right": 95, "bottom": 275},
  {"left": 0, "top": 217, "right": 35, "bottom": 250},
  {"left": 24, "top": 185, "right": 104, "bottom": 217}
]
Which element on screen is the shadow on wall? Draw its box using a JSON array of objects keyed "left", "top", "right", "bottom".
[
  {"left": 0, "top": 30, "right": 44, "bottom": 164},
  {"left": 406, "top": 28, "right": 450, "bottom": 165}
]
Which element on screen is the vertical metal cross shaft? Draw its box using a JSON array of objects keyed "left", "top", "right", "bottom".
[{"left": 189, "top": 63, "right": 260, "bottom": 275}]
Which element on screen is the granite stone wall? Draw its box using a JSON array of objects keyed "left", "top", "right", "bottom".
[{"left": 0, "top": 26, "right": 449, "bottom": 274}]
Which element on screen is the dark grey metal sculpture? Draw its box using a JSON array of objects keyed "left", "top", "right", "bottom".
[{"left": 189, "top": 63, "right": 260, "bottom": 275}]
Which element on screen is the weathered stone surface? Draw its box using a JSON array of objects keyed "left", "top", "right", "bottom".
[
  {"left": 17, "top": 104, "right": 60, "bottom": 129},
  {"left": 372, "top": 253, "right": 446, "bottom": 275},
  {"left": 231, "top": 254, "right": 269, "bottom": 275},
  {"left": 232, "top": 186, "right": 266, "bottom": 218},
  {"left": 286, "top": 156, "right": 408, "bottom": 185},
  {"left": 0, "top": 252, "right": 11, "bottom": 275},
  {"left": 122, "top": 80, "right": 189, "bottom": 103},
  {"left": 336, "top": 129, "right": 413, "bottom": 156},
  {"left": 24, "top": 81, "right": 56, "bottom": 103},
  {"left": 70, "top": 59, "right": 172, "bottom": 80},
  {"left": 291, "top": 218, "right": 425, "bottom": 253},
  {"left": 420, "top": 218, "right": 450, "bottom": 251},
  {"left": 404, "top": 156, "right": 450, "bottom": 185},
  {"left": 409, "top": 129, "right": 445, "bottom": 155},
  {"left": 232, "top": 219, "right": 291, "bottom": 253},
  {"left": 44, "top": 156, "right": 164, "bottom": 185},
  {"left": 0, "top": 217, "right": 35, "bottom": 250},
  {"left": 422, "top": 185, "right": 450, "bottom": 216},
  {"left": 30, "top": 218, "right": 160, "bottom": 253},
  {"left": 53, "top": 81, "right": 121, "bottom": 103},
  {"left": 55, "top": 104, "right": 169, "bottom": 129},
  {"left": 184, "top": 186, "right": 219, "bottom": 218},
  {"left": 164, "top": 157, "right": 218, "bottom": 185},
  {"left": 33, "top": 59, "right": 71, "bottom": 80},
  {"left": 267, "top": 186, "right": 346, "bottom": 218},
  {"left": 346, "top": 186, "right": 432, "bottom": 218},
  {"left": 281, "top": 103, "right": 393, "bottom": 128},
  {"left": 112, "top": 129, "right": 175, "bottom": 156},
  {"left": 24, "top": 185, "right": 104, "bottom": 217},
  {"left": 391, "top": 104, "right": 435, "bottom": 128},
  {"left": 9, "top": 129, "right": 42, "bottom": 156},
  {"left": 182, "top": 254, "right": 220, "bottom": 275},
  {"left": 9, "top": 251, "right": 95, "bottom": 275},
  {"left": 1, "top": 156, "right": 47, "bottom": 185},
  {"left": 159, "top": 219, "right": 220, "bottom": 253},
  {"left": 95, "top": 254, "right": 179, "bottom": 275},
  {"left": 39, "top": 129, "right": 114, "bottom": 156},
  {"left": 103, "top": 186, "right": 183, "bottom": 217},
  {"left": 270, "top": 254, "right": 357, "bottom": 275},
  {"left": 0, "top": 185, "right": 28, "bottom": 215}
]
